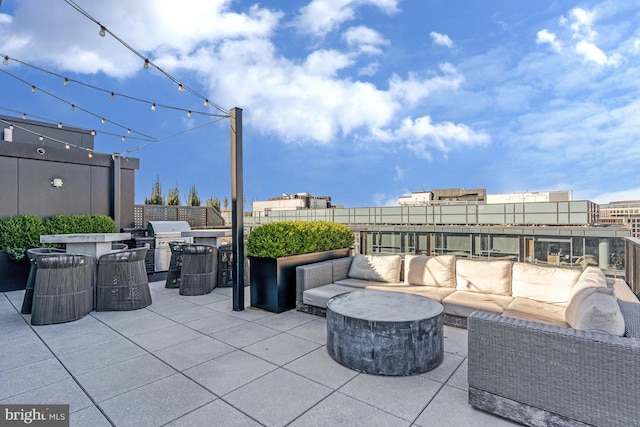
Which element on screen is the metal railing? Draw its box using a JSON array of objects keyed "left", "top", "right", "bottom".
[
  {"left": 625, "top": 237, "right": 640, "bottom": 294},
  {"left": 134, "top": 205, "right": 224, "bottom": 229}
]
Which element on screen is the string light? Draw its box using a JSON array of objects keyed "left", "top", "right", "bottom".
[
  {"left": 70, "top": 104, "right": 75, "bottom": 111},
  {"left": 65, "top": 143, "right": 70, "bottom": 149},
  {"left": 88, "top": 152, "right": 93, "bottom": 158},
  {"left": 204, "top": 99, "right": 209, "bottom": 107},
  {"left": 187, "top": 110, "right": 192, "bottom": 118},
  {"left": 31, "top": 85, "right": 36, "bottom": 93},
  {"left": 178, "top": 83, "right": 184, "bottom": 92},
  {"left": 127, "top": 129, "right": 131, "bottom": 134},
  {"left": 57, "top": 122, "right": 63, "bottom": 128},
  {"left": 22, "top": 113, "right": 26, "bottom": 119},
  {"left": 90, "top": 130, "right": 96, "bottom": 136},
  {"left": 2, "top": 55, "right": 8, "bottom": 66},
  {"left": 99, "top": 26, "right": 106, "bottom": 37},
  {"left": 109, "top": 92, "right": 114, "bottom": 101},
  {"left": 101, "top": 118, "right": 106, "bottom": 124},
  {"left": 151, "top": 103, "right": 156, "bottom": 111},
  {"left": 63, "top": 77, "right": 69, "bottom": 86},
  {"left": 143, "top": 59, "right": 149, "bottom": 69},
  {"left": 121, "top": 136, "right": 126, "bottom": 141},
  {"left": 39, "top": 135, "right": 43, "bottom": 141}
]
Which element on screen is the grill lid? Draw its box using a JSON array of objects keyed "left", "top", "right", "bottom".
[{"left": 147, "top": 221, "right": 191, "bottom": 236}]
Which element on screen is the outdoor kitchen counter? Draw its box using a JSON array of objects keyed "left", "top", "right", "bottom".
[
  {"left": 40, "top": 233, "right": 131, "bottom": 258},
  {"left": 181, "top": 229, "right": 231, "bottom": 247}
]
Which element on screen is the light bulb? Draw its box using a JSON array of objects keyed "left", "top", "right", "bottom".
[
  {"left": 31, "top": 85, "right": 36, "bottom": 93},
  {"left": 110, "top": 92, "right": 114, "bottom": 101},
  {"left": 204, "top": 99, "right": 209, "bottom": 107},
  {"left": 99, "top": 26, "right": 106, "bottom": 37},
  {"left": 151, "top": 103, "right": 156, "bottom": 111},
  {"left": 88, "top": 152, "right": 93, "bottom": 158},
  {"left": 187, "top": 110, "right": 192, "bottom": 118},
  {"left": 121, "top": 136, "right": 126, "bottom": 142},
  {"left": 101, "top": 118, "right": 106, "bottom": 124},
  {"left": 9, "top": 125, "right": 13, "bottom": 130},
  {"left": 39, "top": 135, "right": 43, "bottom": 141},
  {"left": 22, "top": 114, "right": 26, "bottom": 120},
  {"left": 65, "top": 143, "right": 70, "bottom": 149},
  {"left": 127, "top": 129, "right": 131, "bottom": 134},
  {"left": 63, "top": 77, "right": 69, "bottom": 86},
  {"left": 178, "top": 83, "right": 184, "bottom": 92},
  {"left": 90, "top": 130, "right": 96, "bottom": 136},
  {"left": 70, "top": 104, "right": 75, "bottom": 111},
  {"left": 57, "top": 122, "right": 62, "bottom": 128},
  {"left": 2, "top": 55, "right": 8, "bottom": 66},
  {"left": 144, "top": 59, "right": 149, "bottom": 69}
]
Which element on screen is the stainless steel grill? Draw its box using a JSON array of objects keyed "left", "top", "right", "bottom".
[{"left": 147, "top": 221, "right": 193, "bottom": 272}]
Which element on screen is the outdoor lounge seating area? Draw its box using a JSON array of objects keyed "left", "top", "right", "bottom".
[{"left": 1, "top": 280, "right": 518, "bottom": 426}]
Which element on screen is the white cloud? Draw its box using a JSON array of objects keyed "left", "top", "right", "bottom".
[
  {"left": 358, "top": 62, "right": 380, "bottom": 76},
  {"left": 575, "top": 40, "right": 609, "bottom": 65},
  {"left": 589, "top": 188, "right": 640, "bottom": 205},
  {"left": 430, "top": 31, "right": 454, "bottom": 48},
  {"left": 389, "top": 63, "right": 463, "bottom": 105},
  {"left": 536, "top": 29, "right": 561, "bottom": 52},
  {"left": 294, "top": 0, "right": 399, "bottom": 36},
  {"left": 394, "top": 166, "right": 405, "bottom": 181},
  {"left": 372, "top": 192, "right": 400, "bottom": 206},
  {"left": 343, "top": 25, "right": 389, "bottom": 55}
]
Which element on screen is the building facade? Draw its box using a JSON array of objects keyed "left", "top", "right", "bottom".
[{"left": 599, "top": 201, "right": 640, "bottom": 238}]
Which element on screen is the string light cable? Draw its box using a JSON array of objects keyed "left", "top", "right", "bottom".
[
  {"left": 62, "top": 0, "right": 229, "bottom": 116},
  {"left": 0, "top": 53, "right": 227, "bottom": 119},
  {"left": 0, "top": 117, "right": 95, "bottom": 156}
]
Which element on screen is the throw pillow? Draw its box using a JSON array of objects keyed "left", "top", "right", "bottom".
[
  {"left": 618, "top": 299, "right": 640, "bottom": 338},
  {"left": 565, "top": 285, "right": 602, "bottom": 327},
  {"left": 574, "top": 287, "right": 625, "bottom": 336},
  {"left": 347, "top": 253, "right": 402, "bottom": 283}
]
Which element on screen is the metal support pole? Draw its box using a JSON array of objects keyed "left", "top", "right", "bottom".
[
  {"left": 112, "top": 153, "right": 121, "bottom": 232},
  {"left": 230, "top": 107, "right": 245, "bottom": 311}
]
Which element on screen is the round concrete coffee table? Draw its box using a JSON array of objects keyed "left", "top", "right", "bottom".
[{"left": 326, "top": 290, "right": 443, "bottom": 376}]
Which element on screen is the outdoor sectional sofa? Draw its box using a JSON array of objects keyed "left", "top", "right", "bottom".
[{"left": 296, "top": 253, "right": 640, "bottom": 426}]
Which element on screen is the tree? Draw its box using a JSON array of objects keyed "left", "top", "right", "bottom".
[
  {"left": 186, "top": 185, "right": 201, "bottom": 206},
  {"left": 206, "top": 196, "right": 220, "bottom": 211},
  {"left": 167, "top": 183, "right": 180, "bottom": 206},
  {"left": 144, "top": 175, "right": 164, "bottom": 205},
  {"left": 223, "top": 197, "right": 229, "bottom": 210}
]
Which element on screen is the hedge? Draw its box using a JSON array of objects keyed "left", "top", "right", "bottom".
[{"left": 246, "top": 221, "right": 354, "bottom": 258}]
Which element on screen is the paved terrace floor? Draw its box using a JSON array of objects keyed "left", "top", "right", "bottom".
[{"left": 1, "top": 281, "right": 518, "bottom": 427}]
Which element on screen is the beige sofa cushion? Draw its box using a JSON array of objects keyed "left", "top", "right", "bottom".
[
  {"left": 303, "top": 284, "right": 356, "bottom": 308},
  {"left": 503, "top": 298, "right": 569, "bottom": 327},
  {"left": 347, "top": 253, "right": 402, "bottom": 283},
  {"left": 442, "top": 291, "right": 513, "bottom": 317},
  {"left": 404, "top": 255, "right": 456, "bottom": 287},
  {"left": 364, "top": 284, "right": 456, "bottom": 302},
  {"left": 512, "top": 262, "right": 581, "bottom": 303},
  {"left": 455, "top": 259, "right": 512, "bottom": 296},
  {"left": 572, "top": 287, "right": 625, "bottom": 335}
]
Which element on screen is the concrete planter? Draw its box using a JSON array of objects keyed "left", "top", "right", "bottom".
[
  {"left": 249, "top": 248, "right": 351, "bottom": 313},
  {"left": 0, "top": 250, "right": 30, "bottom": 292}
]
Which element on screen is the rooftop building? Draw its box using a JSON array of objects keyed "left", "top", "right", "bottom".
[{"left": 599, "top": 200, "right": 640, "bottom": 238}]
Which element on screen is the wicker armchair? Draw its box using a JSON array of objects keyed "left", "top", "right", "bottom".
[
  {"left": 165, "top": 242, "right": 185, "bottom": 289},
  {"left": 179, "top": 244, "right": 217, "bottom": 296},
  {"left": 21, "top": 247, "right": 66, "bottom": 314},
  {"left": 30, "top": 253, "right": 95, "bottom": 325},
  {"left": 96, "top": 247, "right": 151, "bottom": 311}
]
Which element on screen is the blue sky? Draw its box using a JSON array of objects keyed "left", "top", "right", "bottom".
[{"left": 1, "top": 0, "right": 640, "bottom": 208}]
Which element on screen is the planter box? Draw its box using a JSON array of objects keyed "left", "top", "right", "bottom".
[
  {"left": 249, "top": 248, "right": 351, "bottom": 313},
  {"left": 0, "top": 250, "right": 30, "bottom": 292}
]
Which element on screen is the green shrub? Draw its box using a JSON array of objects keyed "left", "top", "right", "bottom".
[
  {"left": 43, "top": 215, "right": 115, "bottom": 235},
  {"left": 0, "top": 215, "right": 45, "bottom": 260},
  {"left": 246, "top": 221, "right": 354, "bottom": 258}
]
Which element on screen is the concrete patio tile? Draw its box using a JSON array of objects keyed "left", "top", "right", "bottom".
[
  {"left": 203, "top": 298, "right": 243, "bottom": 312},
  {"left": 0, "top": 329, "right": 54, "bottom": 372},
  {"left": 418, "top": 353, "right": 465, "bottom": 384},
  {"left": 3, "top": 290, "right": 26, "bottom": 310},
  {"left": 287, "top": 317, "right": 328, "bottom": 344},
  {"left": 0, "top": 378, "right": 92, "bottom": 414},
  {"left": 443, "top": 325, "right": 468, "bottom": 357},
  {"left": 98, "top": 374, "right": 216, "bottom": 427},
  {"left": 184, "top": 312, "right": 248, "bottom": 335},
  {"left": 128, "top": 323, "right": 204, "bottom": 351},
  {"left": 69, "top": 405, "right": 112, "bottom": 427},
  {"left": 284, "top": 347, "right": 359, "bottom": 389},
  {"left": 254, "top": 309, "right": 318, "bottom": 332},
  {"left": 34, "top": 324, "right": 124, "bottom": 355},
  {"left": 57, "top": 338, "right": 147, "bottom": 376},
  {"left": 226, "top": 306, "right": 274, "bottom": 321},
  {"left": 177, "top": 291, "right": 229, "bottom": 306},
  {"left": 338, "top": 373, "right": 442, "bottom": 422},
  {"left": 289, "top": 392, "right": 410, "bottom": 427},
  {"left": 166, "top": 399, "right": 262, "bottom": 427},
  {"left": 93, "top": 310, "right": 178, "bottom": 338},
  {"left": 158, "top": 305, "right": 219, "bottom": 324},
  {"left": 0, "top": 358, "right": 70, "bottom": 400},
  {"left": 76, "top": 353, "right": 176, "bottom": 402},
  {"left": 183, "top": 350, "right": 277, "bottom": 396},
  {"left": 447, "top": 359, "right": 468, "bottom": 391},
  {"left": 242, "top": 333, "right": 321, "bottom": 366},
  {"left": 414, "top": 384, "right": 520, "bottom": 427},
  {"left": 210, "top": 322, "right": 280, "bottom": 348},
  {"left": 144, "top": 295, "right": 201, "bottom": 315},
  {"left": 225, "top": 368, "right": 332, "bottom": 427},
  {"left": 154, "top": 336, "right": 235, "bottom": 371}
]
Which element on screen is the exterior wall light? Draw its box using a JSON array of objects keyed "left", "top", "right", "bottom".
[{"left": 51, "top": 178, "right": 63, "bottom": 188}]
